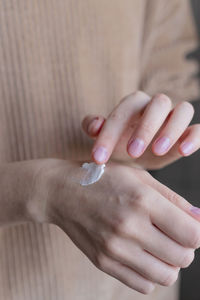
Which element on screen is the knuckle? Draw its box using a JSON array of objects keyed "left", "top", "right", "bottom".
[
  {"left": 122, "top": 90, "right": 149, "bottom": 102},
  {"left": 116, "top": 219, "right": 132, "bottom": 237},
  {"left": 109, "top": 110, "right": 125, "bottom": 122},
  {"left": 180, "top": 249, "right": 195, "bottom": 268},
  {"left": 133, "top": 90, "right": 147, "bottom": 98},
  {"left": 164, "top": 189, "right": 183, "bottom": 208},
  {"left": 103, "top": 236, "right": 119, "bottom": 256},
  {"left": 115, "top": 208, "right": 143, "bottom": 237},
  {"left": 160, "top": 270, "right": 179, "bottom": 286},
  {"left": 139, "top": 121, "right": 155, "bottom": 137},
  {"left": 180, "top": 101, "right": 194, "bottom": 115},
  {"left": 153, "top": 93, "right": 172, "bottom": 108},
  {"left": 94, "top": 253, "right": 108, "bottom": 271},
  {"left": 112, "top": 211, "right": 135, "bottom": 236},
  {"left": 135, "top": 193, "right": 149, "bottom": 211},
  {"left": 131, "top": 187, "right": 151, "bottom": 211}
]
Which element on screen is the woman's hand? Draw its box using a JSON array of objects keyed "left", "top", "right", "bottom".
[
  {"left": 82, "top": 91, "right": 200, "bottom": 169},
  {"left": 44, "top": 158, "right": 200, "bottom": 294},
  {"left": 1, "top": 158, "right": 199, "bottom": 295}
]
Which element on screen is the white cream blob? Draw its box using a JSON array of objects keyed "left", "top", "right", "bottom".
[{"left": 80, "top": 162, "right": 105, "bottom": 186}]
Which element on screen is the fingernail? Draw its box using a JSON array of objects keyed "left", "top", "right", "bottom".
[
  {"left": 93, "top": 146, "right": 108, "bottom": 163},
  {"left": 180, "top": 141, "right": 194, "bottom": 156},
  {"left": 190, "top": 206, "right": 200, "bottom": 215},
  {"left": 154, "top": 136, "right": 170, "bottom": 155},
  {"left": 87, "top": 118, "right": 102, "bottom": 134},
  {"left": 128, "top": 138, "right": 145, "bottom": 157}
]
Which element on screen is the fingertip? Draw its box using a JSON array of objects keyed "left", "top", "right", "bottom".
[
  {"left": 81, "top": 115, "right": 93, "bottom": 134},
  {"left": 92, "top": 146, "right": 109, "bottom": 165},
  {"left": 152, "top": 136, "right": 171, "bottom": 156},
  {"left": 179, "top": 141, "right": 195, "bottom": 157},
  {"left": 88, "top": 117, "right": 105, "bottom": 137},
  {"left": 82, "top": 115, "right": 104, "bottom": 136},
  {"left": 127, "top": 138, "right": 145, "bottom": 158}
]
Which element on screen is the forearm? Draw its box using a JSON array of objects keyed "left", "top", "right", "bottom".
[{"left": 0, "top": 158, "right": 57, "bottom": 226}]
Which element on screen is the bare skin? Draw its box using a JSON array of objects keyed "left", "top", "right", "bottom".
[
  {"left": 0, "top": 158, "right": 200, "bottom": 294},
  {"left": 0, "top": 91, "right": 200, "bottom": 295},
  {"left": 42, "top": 159, "right": 200, "bottom": 294}
]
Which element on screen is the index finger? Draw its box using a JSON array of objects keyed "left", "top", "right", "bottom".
[{"left": 91, "top": 91, "right": 151, "bottom": 164}]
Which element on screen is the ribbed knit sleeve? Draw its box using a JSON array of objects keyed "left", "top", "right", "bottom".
[
  {"left": 139, "top": 0, "right": 200, "bottom": 104},
  {"left": 0, "top": 1, "right": 184, "bottom": 299}
]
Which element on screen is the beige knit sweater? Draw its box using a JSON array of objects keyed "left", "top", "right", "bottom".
[{"left": 0, "top": 0, "right": 199, "bottom": 299}]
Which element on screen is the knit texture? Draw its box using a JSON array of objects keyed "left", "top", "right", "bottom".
[{"left": 0, "top": 0, "right": 199, "bottom": 299}]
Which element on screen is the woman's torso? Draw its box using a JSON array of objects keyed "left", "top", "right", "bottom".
[{"left": 0, "top": 1, "right": 179, "bottom": 299}]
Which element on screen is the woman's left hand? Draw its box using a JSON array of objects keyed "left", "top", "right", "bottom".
[{"left": 82, "top": 91, "right": 200, "bottom": 170}]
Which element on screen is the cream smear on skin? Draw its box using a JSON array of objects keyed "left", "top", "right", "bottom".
[{"left": 80, "top": 162, "right": 105, "bottom": 186}]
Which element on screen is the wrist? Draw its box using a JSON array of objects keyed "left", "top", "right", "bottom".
[
  {"left": 0, "top": 159, "right": 58, "bottom": 226},
  {"left": 26, "top": 158, "right": 65, "bottom": 224},
  {"left": 29, "top": 158, "right": 83, "bottom": 226}
]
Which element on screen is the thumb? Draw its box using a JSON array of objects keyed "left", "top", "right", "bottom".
[
  {"left": 81, "top": 115, "right": 105, "bottom": 137},
  {"left": 140, "top": 170, "right": 200, "bottom": 221}
]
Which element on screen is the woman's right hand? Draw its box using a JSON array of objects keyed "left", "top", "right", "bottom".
[
  {"left": 82, "top": 91, "right": 200, "bottom": 170},
  {"left": 43, "top": 159, "right": 200, "bottom": 295}
]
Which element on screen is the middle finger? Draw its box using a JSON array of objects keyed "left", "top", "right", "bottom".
[{"left": 127, "top": 94, "right": 172, "bottom": 158}]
